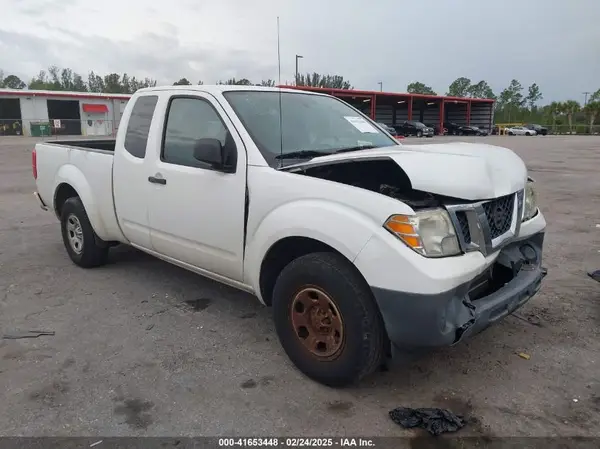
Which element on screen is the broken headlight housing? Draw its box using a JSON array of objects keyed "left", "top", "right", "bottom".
[
  {"left": 384, "top": 209, "right": 461, "bottom": 258},
  {"left": 522, "top": 178, "right": 538, "bottom": 222}
]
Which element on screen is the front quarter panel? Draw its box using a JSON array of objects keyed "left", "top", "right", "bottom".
[{"left": 243, "top": 166, "right": 415, "bottom": 301}]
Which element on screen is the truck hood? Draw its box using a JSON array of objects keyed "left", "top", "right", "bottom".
[{"left": 284, "top": 142, "right": 527, "bottom": 200}]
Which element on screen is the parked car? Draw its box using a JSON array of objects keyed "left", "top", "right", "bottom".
[
  {"left": 523, "top": 124, "right": 548, "bottom": 136},
  {"left": 425, "top": 123, "right": 446, "bottom": 135},
  {"left": 377, "top": 122, "right": 398, "bottom": 137},
  {"left": 394, "top": 120, "right": 434, "bottom": 137},
  {"left": 461, "top": 125, "right": 489, "bottom": 136},
  {"left": 32, "top": 85, "right": 547, "bottom": 387},
  {"left": 505, "top": 126, "right": 537, "bottom": 136}
]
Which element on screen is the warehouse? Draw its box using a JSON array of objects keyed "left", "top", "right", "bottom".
[
  {"left": 0, "top": 89, "right": 131, "bottom": 137},
  {"left": 283, "top": 86, "right": 495, "bottom": 134}
]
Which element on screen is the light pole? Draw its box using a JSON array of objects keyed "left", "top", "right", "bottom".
[
  {"left": 295, "top": 55, "right": 303, "bottom": 86},
  {"left": 583, "top": 91, "right": 591, "bottom": 106},
  {"left": 378, "top": 81, "right": 383, "bottom": 92}
]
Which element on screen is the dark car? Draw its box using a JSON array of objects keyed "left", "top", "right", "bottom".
[
  {"left": 461, "top": 125, "right": 488, "bottom": 136},
  {"left": 377, "top": 122, "right": 398, "bottom": 137},
  {"left": 524, "top": 124, "right": 548, "bottom": 136},
  {"left": 443, "top": 122, "right": 464, "bottom": 136},
  {"left": 425, "top": 123, "right": 446, "bottom": 135},
  {"left": 394, "top": 120, "right": 434, "bottom": 138}
]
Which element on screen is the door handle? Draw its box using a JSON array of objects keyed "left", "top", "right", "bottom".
[{"left": 148, "top": 175, "right": 167, "bottom": 185}]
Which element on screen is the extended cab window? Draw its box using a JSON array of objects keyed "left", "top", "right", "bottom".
[
  {"left": 162, "top": 97, "right": 231, "bottom": 168},
  {"left": 124, "top": 95, "right": 158, "bottom": 158}
]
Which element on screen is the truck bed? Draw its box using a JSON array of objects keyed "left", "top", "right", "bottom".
[
  {"left": 34, "top": 139, "right": 124, "bottom": 243},
  {"left": 50, "top": 139, "right": 116, "bottom": 153}
]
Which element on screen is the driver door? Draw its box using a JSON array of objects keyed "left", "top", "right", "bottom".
[{"left": 146, "top": 93, "right": 247, "bottom": 281}]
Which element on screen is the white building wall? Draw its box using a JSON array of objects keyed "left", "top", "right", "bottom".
[
  {"left": 19, "top": 96, "right": 49, "bottom": 136},
  {"left": 78, "top": 98, "right": 114, "bottom": 136}
]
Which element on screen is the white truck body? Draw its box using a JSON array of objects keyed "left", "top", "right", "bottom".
[{"left": 33, "top": 85, "right": 547, "bottom": 386}]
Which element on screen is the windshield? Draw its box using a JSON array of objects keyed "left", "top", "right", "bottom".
[{"left": 223, "top": 91, "right": 398, "bottom": 166}]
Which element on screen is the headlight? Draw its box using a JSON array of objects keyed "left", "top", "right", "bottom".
[
  {"left": 523, "top": 179, "right": 538, "bottom": 222},
  {"left": 384, "top": 209, "right": 461, "bottom": 258}
]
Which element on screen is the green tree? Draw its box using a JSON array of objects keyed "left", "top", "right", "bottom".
[
  {"left": 468, "top": 80, "right": 495, "bottom": 99},
  {"left": 544, "top": 101, "right": 564, "bottom": 132},
  {"left": 497, "top": 79, "right": 525, "bottom": 121},
  {"left": 589, "top": 88, "right": 600, "bottom": 103},
  {"left": 2, "top": 74, "right": 26, "bottom": 89},
  {"left": 103, "top": 73, "right": 122, "bottom": 93},
  {"left": 197, "top": 80, "right": 204, "bottom": 85},
  {"left": 562, "top": 100, "right": 580, "bottom": 133},
  {"left": 87, "top": 71, "right": 104, "bottom": 92},
  {"left": 219, "top": 78, "right": 252, "bottom": 85},
  {"left": 526, "top": 83, "right": 543, "bottom": 111},
  {"left": 406, "top": 81, "right": 436, "bottom": 95},
  {"left": 447, "top": 77, "right": 471, "bottom": 97},
  {"left": 296, "top": 73, "right": 352, "bottom": 89},
  {"left": 173, "top": 78, "right": 192, "bottom": 85},
  {"left": 583, "top": 101, "right": 600, "bottom": 133},
  {"left": 258, "top": 79, "right": 276, "bottom": 87}
]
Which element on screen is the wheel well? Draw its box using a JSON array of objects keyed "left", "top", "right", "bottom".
[
  {"left": 54, "top": 183, "right": 79, "bottom": 218},
  {"left": 259, "top": 237, "right": 345, "bottom": 306}
]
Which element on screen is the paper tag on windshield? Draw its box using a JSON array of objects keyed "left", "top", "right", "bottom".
[{"left": 344, "top": 116, "right": 378, "bottom": 133}]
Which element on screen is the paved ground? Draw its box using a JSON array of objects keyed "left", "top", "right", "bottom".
[{"left": 0, "top": 135, "right": 599, "bottom": 438}]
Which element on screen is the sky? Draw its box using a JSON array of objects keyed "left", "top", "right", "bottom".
[{"left": 0, "top": 0, "right": 598, "bottom": 103}]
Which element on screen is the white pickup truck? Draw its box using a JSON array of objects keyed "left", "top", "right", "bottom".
[{"left": 33, "top": 85, "right": 547, "bottom": 386}]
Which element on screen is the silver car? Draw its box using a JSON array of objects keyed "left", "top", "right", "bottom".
[{"left": 505, "top": 126, "right": 537, "bottom": 136}]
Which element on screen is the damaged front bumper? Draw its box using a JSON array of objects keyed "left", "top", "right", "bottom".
[{"left": 371, "top": 232, "right": 547, "bottom": 350}]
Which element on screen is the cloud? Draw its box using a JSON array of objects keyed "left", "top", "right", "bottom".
[{"left": 1, "top": 0, "right": 599, "bottom": 101}]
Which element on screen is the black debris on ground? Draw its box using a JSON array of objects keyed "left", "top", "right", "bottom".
[
  {"left": 3, "top": 330, "right": 55, "bottom": 339},
  {"left": 389, "top": 407, "right": 466, "bottom": 436}
]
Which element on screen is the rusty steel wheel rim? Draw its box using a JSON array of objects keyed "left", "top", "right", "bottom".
[{"left": 290, "top": 286, "right": 344, "bottom": 360}]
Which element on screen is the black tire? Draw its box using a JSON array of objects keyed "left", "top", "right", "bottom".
[
  {"left": 526, "top": 132, "right": 531, "bottom": 136},
  {"left": 416, "top": 130, "right": 423, "bottom": 138},
  {"left": 60, "top": 197, "right": 109, "bottom": 268},
  {"left": 272, "top": 252, "right": 385, "bottom": 387},
  {"left": 508, "top": 132, "right": 514, "bottom": 136}
]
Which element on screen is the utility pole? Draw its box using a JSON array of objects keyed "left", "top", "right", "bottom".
[
  {"left": 378, "top": 81, "right": 383, "bottom": 92},
  {"left": 295, "top": 55, "right": 303, "bottom": 86},
  {"left": 583, "top": 91, "right": 591, "bottom": 106}
]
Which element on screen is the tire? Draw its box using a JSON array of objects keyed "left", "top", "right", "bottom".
[
  {"left": 60, "top": 197, "right": 109, "bottom": 268},
  {"left": 272, "top": 252, "right": 386, "bottom": 387},
  {"left": 416, "top": 130, "right": 423, "bottom": 138},
  {"left": 508, "top": 132, "right": 514, "bottom": 136},
  {"left": 526, "top": 132, "right": 531, "bottom": 136}
]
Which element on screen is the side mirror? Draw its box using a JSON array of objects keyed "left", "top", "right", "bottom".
[{"left": 193, "top": 138, "right": 226, "bottom": 170}]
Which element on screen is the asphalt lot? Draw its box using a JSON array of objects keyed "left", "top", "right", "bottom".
[{"left": 0, "top": 135, "right": 599, "bottom": 438}]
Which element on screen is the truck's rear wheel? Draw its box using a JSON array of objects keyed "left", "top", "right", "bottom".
[
  {"left": 60, "top": 197, "right": 108, "bottom": 268},
  {"left": 272, "top": 252, "right": 385, "bottom": 387}
]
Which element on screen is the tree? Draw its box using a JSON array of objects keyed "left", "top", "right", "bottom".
[
  {"left": 258, "top": 79, "right": 276, "bottom": 87},
  {"left": 406, "top": 81, "right": 436, "bottom": 95},
  {"left": 87, "top": 71, "right": 104, "bottom": 92},
  {"left": 447, "top": 77, "right": 471, "bottom": 97},
  {"left": 103, "top": 73, "right": 122, "bottom": 93},
  {"left": 219, "top": 78, "right": 252, "bottom": 85},
  {"left": 197, "top": 80, "right": 204, "bottom": 85},
  {"left": 583, "top": 101, "right": 600, "bottom": 134},
  {"left": 2, "top": 74, "right": 26, "bottom": 89},
  {"left": 562, "top": 100, "right": 580, "bottom": 133},
  {"left": 497, "top": 79, "right": 525, "bottom": 121},
  {"left": 173, "top": 78, "right": 192, "bottom": 85},
  {"left": 526, "top": 83, "right": 543, "bottom": 111},
  {"left": 545, "top": 101, "right": 564, "bottom": 132},
  {"left": 296, "top": 73, "right": 352, "bottom": 89},
  {"left": 468, "top": 80, "right": 495, "bottom": 99}
]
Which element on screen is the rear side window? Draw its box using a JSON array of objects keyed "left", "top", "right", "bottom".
[{"left": 124, "top": 95, "right": 158, "bottom": 158}]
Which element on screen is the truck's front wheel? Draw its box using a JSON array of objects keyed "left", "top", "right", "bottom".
[
  {"left": 60, "top": 197, "right": 108, "bottom": 268},
  {"left": 272, "top": 252, "right": 385, "bottom": 387}
]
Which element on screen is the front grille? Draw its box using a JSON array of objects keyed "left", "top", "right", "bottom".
[
  {"left": 455, "top": 211, "right": 471, "bottom": 244},
  {"left": 482, "top": 194, "right": 514, "bottom": 239}
]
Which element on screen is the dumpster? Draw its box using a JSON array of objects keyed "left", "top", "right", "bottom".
[{"left": 30, "top": 122, "right": 51, "bottom": 137}]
